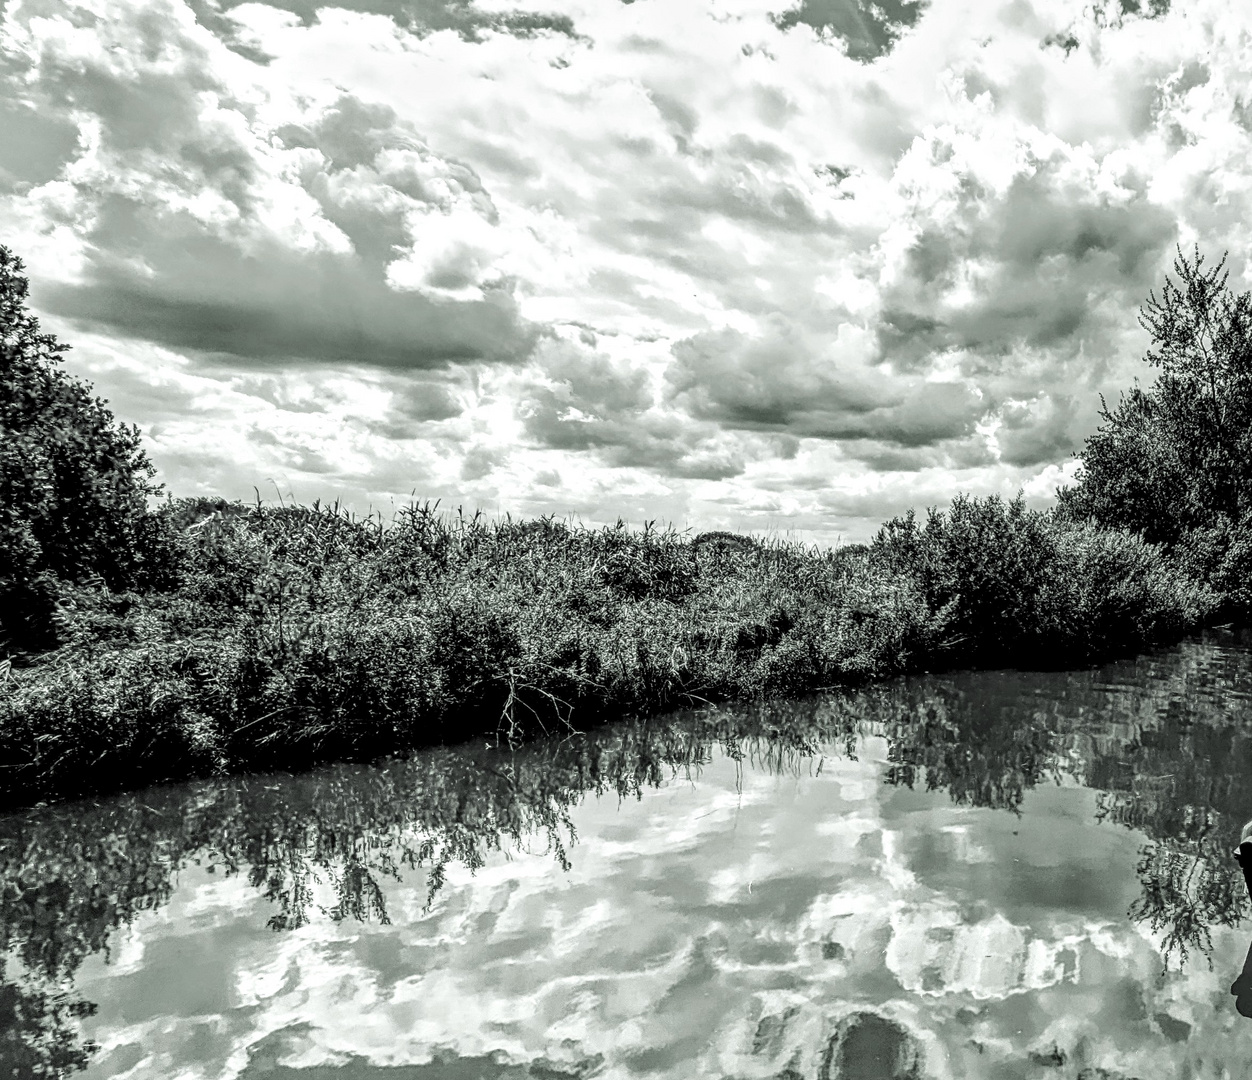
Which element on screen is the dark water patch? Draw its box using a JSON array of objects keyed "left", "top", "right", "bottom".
[{"left": 821, "top": 1011, "right": 921, "bottom": 1079}]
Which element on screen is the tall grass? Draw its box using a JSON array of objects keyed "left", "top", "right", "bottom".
[{"left": 0, "top": 493, "right": 1216, "bottom": 808}]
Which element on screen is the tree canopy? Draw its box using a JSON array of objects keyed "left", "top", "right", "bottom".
[
  {"left": 0, "top": 245, "right": 162, "bottom": 651},
  {"left": 1058, "top": 245, "right": 1252, "bottom": 547}
]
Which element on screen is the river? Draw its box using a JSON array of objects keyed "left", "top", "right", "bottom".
[{"left": 5, "top": 629, "right": 1252, "bottom": 1078}]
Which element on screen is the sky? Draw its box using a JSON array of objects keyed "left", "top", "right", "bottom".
[{"left": 1, "top": 0, "right": 1248, "bottom": 542}]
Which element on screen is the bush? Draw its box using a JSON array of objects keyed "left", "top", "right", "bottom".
[
  {"left": 870, "top": 493, "right": 1210, "bottom": 666},
  {"left": 1170, "top": 511, "right": 1252, "bottom": 617},
  {"left": 1058, "top": 245, "right": 1252, "bottom": 552},
  {"left": 870, "top": 493, "right": 1057, "bottom": 663},
  {"left": 0, "top": 494, "right": 1218, "bottom": 808},
  {"left": 1038, "top": 523, "right": 1215, "bottom": 659}
]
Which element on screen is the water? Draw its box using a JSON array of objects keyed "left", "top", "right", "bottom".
[{"left": 7, "top": 629, "right": 1252, "bottom": 1078}]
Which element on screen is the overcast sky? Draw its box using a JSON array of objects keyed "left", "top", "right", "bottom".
[{"left": 1, "top": 0, "right": 1246, "bottom": 541}]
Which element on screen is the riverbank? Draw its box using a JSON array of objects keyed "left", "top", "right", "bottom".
[
  {"left": 7, "top": 631, "right": 1248, "bottom": 1076},
  {"left": 0, "top": 493, "right": 1216, "bottom": 810}
]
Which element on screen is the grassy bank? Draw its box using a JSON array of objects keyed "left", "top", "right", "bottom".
[{"left": 0, "top": 492, "right": 1214, "bottom": 809}]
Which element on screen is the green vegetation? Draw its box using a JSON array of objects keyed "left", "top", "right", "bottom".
[
  {"left": 0, "top": 242, "right": 1248, "bottom": 807},
  {"left": 1057, "top": 245, "right": 1252, "bottom": 616},
  {"left": 0, "top": 496, "right": 1212, "bottom": 808},
  {"left": 0, "top": 248, "right": 166, "bottom": 654}
]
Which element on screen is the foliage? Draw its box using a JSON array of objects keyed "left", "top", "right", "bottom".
[
  {"left": 871, "top": 493, "right": 1052, "bottom": 662},
  {"left": 1169, "top": 510, "right": 1252, "bottom": 615},
  {"left": 1058, "top": 246, "right": 1252, "bottom": 613},
  {"left": 1039, "top": 522, "right": 1214, "bottom": 656},
  {"left": 0, "top": 246, "right": 1235, "bottom": 810},
  {"left": 869, "top": 493, "right": 1211, "bottom": 666},
  {"left": 0, "top": 492, "right": 1213, "bottom": 808},
  {"left": 0, "top": 247, "right": 167, "bottom": 653}
]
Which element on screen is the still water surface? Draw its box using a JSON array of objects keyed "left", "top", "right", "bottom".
[{"left": 7, "top": 630, "right": 1252, "bottom": 1078}]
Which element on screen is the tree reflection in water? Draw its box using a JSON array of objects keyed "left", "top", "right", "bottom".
[{"left": 4, "top": 627, "right": 1252, "bottom": 1073}]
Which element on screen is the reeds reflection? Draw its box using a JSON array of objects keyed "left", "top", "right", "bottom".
[{"left": 4, "top": 628, "right": 1252, "bottom": 1075}]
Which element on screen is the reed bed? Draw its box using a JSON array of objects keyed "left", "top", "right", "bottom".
[{"left": 0, "top": 494, "right": 1214, "bottom": 808}]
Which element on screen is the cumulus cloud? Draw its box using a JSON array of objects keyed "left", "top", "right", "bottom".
[
  {"left": 3, "top": 0, "right": 1252, "bottom": 538},
  {"left": 876, "top": 143, "right": 1177, "bottom": 368},
  {"left": 517, "top": 336, "right": 782, "bottom": 480},
  {"left": 2, "top": 0, "right": 540, "bottom": 371},
  {"left": 667, "top": 317, "right": 987, "bottom": 452}
]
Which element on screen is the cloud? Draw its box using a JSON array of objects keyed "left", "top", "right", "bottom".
[
  {"left": 518, "top": 338, "right": 654, "bottom": 451},
  {"left": 2, "top": 2, "right": 540, "bottom": 370},
  {"left": 0, "top": 99, "right": 80, "bottom": 190},
  {"left": 876, "top": 137, "right": 1178, "bottom": 369},
  {"left": 369, "top": 377, "right": 465, "bottom": 438},
  {"left": 772, "top": 0, "right": 929, "bottom": 62},
  {"left": 39, "top": 217, "right": 535, "bottom": 369},
  {"left": 194, "top": 0, "right": 580, "bottom": 46},
  {"left": 666, "top": 317, "right": 987, "bottom": 449},
  {"left": 517, "top": 337, "right": 764, "bottom": 480},
  {"left": 994, "top": 393, "right": 1082, "bottom": 468},
  {"left": 848, "top": 436, "right": 996, "bottom": 472},
  {"left": 4, "top": 0, "right": 1252, "bottom": 541}
]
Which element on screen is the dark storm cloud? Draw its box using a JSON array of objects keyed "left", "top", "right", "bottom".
[
  {"left": 666, "top": 321, "right": 986, "bottom": 447},
  {"left": 772, "top": 0, "right": 928, "bottom": 61}
]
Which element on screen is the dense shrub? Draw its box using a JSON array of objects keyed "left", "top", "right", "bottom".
[
  {"left": 0, "top": 494, "right": 1214, "bottom": 807},
  {"left": 1038, "top": 523, "right": 1214, "bottom": 658},
  {"left": 870, "top": 493, "right": 1053, "bottom": 662},
  {"left": 0, "top": 244, "right": 1237, "bottom": 810},
  {"left": 870, "top": 493, "right": 1211, "bottom": 667}
]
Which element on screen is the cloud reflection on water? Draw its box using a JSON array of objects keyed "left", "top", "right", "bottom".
[{"left": 6, "top": 630, "right": 1252, "bottom": 1076}]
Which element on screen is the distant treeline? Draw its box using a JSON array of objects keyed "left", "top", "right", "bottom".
[{"left": 1, "top": 242, "right": 1249, "bottom": 806}]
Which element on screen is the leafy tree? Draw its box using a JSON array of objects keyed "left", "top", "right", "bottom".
[
  {"left": 0, "top": 972, "right": 98, "bottom": 1080},
  {"left": 1058, "top": 245, "right": 1252, "bottom": 548},
  {"left": 0, "top": 246, "right": 164, "bottom": 652}
]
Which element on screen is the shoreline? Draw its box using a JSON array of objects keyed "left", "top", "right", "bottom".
[{"left": 0, "top": 496, "right": 1219, "bottom": 812}]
